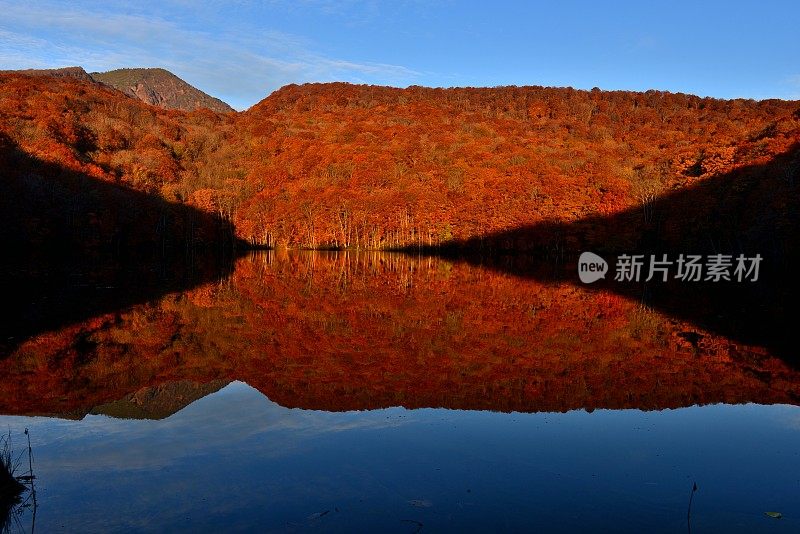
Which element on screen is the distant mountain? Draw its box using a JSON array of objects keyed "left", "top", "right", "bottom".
[
  {"left": 2, "top": 65, "right": 233, "bottom": 112},
  {"left": 91, "top": 67, "right": 234, "bottom": 113}
]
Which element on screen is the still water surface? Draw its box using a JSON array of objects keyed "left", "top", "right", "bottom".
[{"left": 1, "top": 252, "right": 798, "bottom": 532}]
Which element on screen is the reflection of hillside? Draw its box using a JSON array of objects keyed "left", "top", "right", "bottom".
[
  {"left": 426, "top": 144, "right": 800, "bottom": 360},
  {"left": 2, "top": 252, "right": 799, "bottom": 417},
  {"left": 90, "top": 380, "right": 230, "bottom": 420},
  {"left": 0, "top": 134, "right": 241, "bottom": 355}
]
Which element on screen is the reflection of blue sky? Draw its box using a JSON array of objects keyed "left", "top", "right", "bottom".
[
  {"left": 2, "top": 384, "right": 800, "bottom": 532},
  {"left": 5, "top": 382, "right": 417, "bottom": 471}
]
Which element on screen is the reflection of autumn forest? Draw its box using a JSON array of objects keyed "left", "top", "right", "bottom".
[
  {"left": 1, "top": 72, "right": 798, "bottom": 250},
  {"left": 2, "top": 252, "right": 799, "bottom": 417},
  {"left": 1, "top": 72, "right": 799, "bottom": 415}
]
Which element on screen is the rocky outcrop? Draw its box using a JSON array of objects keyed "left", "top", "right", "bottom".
[{"left": 91, "top": 68, "right": 234, "bottom": 112}]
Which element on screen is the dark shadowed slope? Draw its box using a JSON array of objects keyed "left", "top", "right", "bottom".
[
  {"left": 419, "top": 144, "right": 800, "bottom": 362},
  {"left": 0, "top": 134, "right": 244, "bottom": 356}
]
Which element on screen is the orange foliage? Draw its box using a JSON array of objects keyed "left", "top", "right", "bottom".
[
  {"left": 0, "top": 253, "right": 796, "bottom": 416},
  {"left": 1, "top": 73, "right": 798, "bottom": 251}
]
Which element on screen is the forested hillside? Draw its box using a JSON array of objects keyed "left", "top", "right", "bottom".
[
  {"left": 0, "top": 73, "right": 235, "bottom": 258},
  {"left": 1, "top": 72, "right": 798, "bottom": 252}
]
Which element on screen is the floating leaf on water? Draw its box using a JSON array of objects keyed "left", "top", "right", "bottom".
[{"left": 764, "top": 511, "right": 782, "bottom": 519}]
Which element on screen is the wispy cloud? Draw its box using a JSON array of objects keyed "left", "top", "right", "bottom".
[{"left": 0, "top": 0, "right": 421, "bottom": 109}]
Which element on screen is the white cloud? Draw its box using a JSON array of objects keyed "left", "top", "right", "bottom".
[{"left": 0, "top": 1, "right": 420, "bottom": 109}]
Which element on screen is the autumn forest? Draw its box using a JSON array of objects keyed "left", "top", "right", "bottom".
[
  {"left": 2, "top": 71, "right": 798, "bottom": 255},
  {"left": 5, "top": 0, "right": 800, "bottom": 528},
  {"left": 2, "top": 68, "right": 800, "bottom": 416}
]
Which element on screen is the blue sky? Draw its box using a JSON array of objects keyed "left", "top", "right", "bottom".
[{"left": 1, "top": 0, "right": 798, "bottom": 110}]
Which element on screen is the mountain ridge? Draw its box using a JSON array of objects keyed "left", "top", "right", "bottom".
[
  {"left": 91, "top": 67, "right": 234, "bottom": 113},
  {"left": 0, "top": 65, "right": 95, "bottom": 82},
  {"left": 0, "top": 65, "right": 233, "bottom": 112}
]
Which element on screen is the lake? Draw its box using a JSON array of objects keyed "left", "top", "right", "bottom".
[{"left": 1, "top": 251, "right": 799, "bottom": 532}]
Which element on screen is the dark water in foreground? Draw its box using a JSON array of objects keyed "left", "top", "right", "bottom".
[{"left": 1, "top": 252, "right": 799, "bottom": 532}]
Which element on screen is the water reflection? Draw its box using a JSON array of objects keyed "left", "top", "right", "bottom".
[
  {"left": 1, "top": 252, "right": 799, "bottom": 532},
  {"left": 2, "top": 382, "right": 800, "bottom": 532},
  {"left": 1, "top": 251, "right": 798, "bottom": 417}
]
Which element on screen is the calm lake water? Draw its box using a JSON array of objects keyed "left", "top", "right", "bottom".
[{"left": 1, "top": 251, "right": 799, "bottom": 532}]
